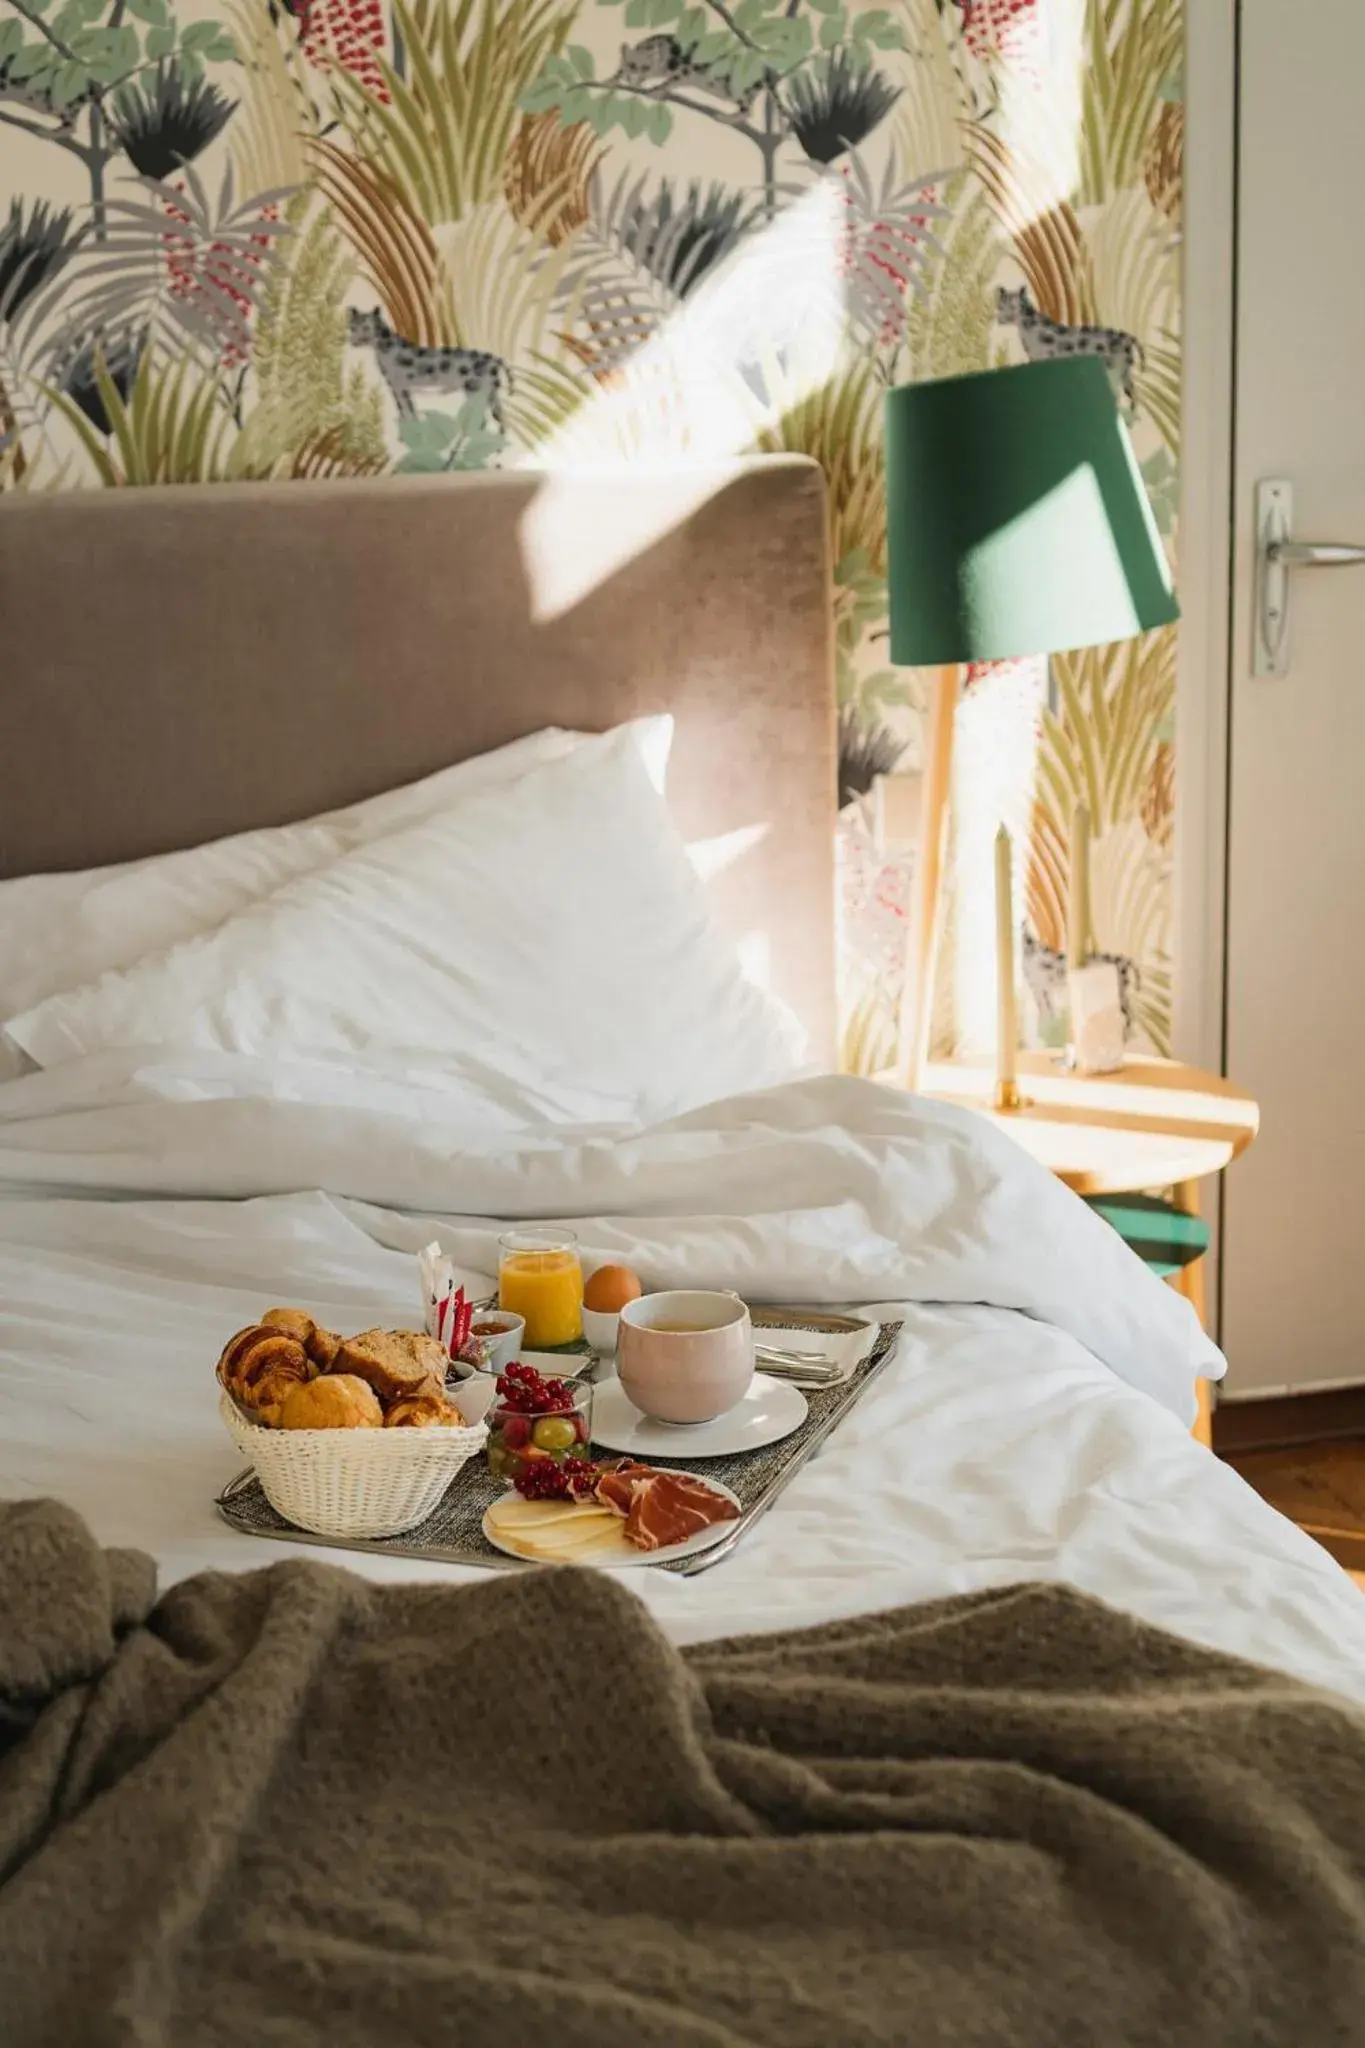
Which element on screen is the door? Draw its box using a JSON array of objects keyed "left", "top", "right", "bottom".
[{"left": 1223, "top": 1, "right": 1365, "bottom": 1394}]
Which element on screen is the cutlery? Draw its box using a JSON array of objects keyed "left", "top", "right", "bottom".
[
  {"left": 756, "top": 1342, "right": 835, "bottom": 1365},
  {"left": 755, "top": 1358, "right": 841, "bottom": 1386}
]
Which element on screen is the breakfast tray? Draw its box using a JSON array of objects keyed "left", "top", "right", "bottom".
[{"left": 216, "top": 1312, "right": 903, "bottom": 1577}]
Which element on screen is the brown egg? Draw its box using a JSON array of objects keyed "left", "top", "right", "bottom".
[{"left": 583, "top": 1263, "right": 644, "bottom": 1314}]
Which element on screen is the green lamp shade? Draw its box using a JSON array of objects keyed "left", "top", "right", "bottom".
[{"left": 884, "top": 357, "right": 1178, "bottom": 667}]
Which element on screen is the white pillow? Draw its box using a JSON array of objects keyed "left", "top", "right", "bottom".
[
  {"left": 5, "top": 725, "right": 807, "bottom": 1120},
  {"left": 0, "top": 728, "right": 576, "bottom": 1023},
  {"left": 0, "top": 720, "right": 673, "bottom": 1084}
]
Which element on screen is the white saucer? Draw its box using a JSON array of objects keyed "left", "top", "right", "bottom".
[
  {"left": 589, "top": 1372, "right": 807, "bottom": 1458},
  {"left": 482, "top": 1471, "right": 742, "bottom": 1570}
]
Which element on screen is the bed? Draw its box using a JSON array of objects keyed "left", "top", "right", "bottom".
[{"left": 4, "top": 461, "right": 1365, "bottom": 2042}]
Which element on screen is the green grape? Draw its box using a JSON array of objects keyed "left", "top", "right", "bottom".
[{"left": 531, "top": 1416, "right": 578, "bottom": 1454}]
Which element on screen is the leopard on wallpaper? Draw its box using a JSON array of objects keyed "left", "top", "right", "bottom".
[{"left": 0, "top": 0, "right": 1182, "bottom": 1067}]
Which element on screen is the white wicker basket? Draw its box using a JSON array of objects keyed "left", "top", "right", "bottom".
[{"left": 220, "top": 1392, "right": 488, "bottom": 1538}]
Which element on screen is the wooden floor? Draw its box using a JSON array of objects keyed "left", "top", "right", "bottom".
[{"left": 1224, "top": 1437, "right": 1365, "bottom": 1583}]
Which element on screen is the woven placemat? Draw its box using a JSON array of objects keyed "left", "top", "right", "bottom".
[{"left": 216, "top": 1314, "right": 903, "bottom": 1577}]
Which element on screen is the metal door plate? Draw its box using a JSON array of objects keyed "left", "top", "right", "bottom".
[{"left": 1254, "top": 477, "right": 1292, "bottom": 677}]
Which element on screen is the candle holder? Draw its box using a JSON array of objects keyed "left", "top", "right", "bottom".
[
  {"left": 1065, "top": 960, "right": 1126, "bottom": 1075},
  {"left": 993, "top": 825, "right": 1024, "bottom": 1114}
]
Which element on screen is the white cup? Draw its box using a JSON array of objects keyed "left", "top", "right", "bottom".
[
  {"left": 465, "top": 1310, "right": 524, "bottom": 1375},
  {"left": 581, "top": 1305, "right": 621, "bottom": 1356},
  {"left": 616, "top": 1290, "right": 753, "bottom": 1425}
]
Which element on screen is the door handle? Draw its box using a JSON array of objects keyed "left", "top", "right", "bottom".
[
  {"left": 1268, "top": 540, "right": 1365, "bottom": 567},
  {"left": 1255, "top": 479, "right": 1365, "bottom": 675}
]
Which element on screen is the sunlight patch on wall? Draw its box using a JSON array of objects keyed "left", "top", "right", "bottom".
[
  {"left": 686, "top": 822, "right": 771, "bottom": 883},
  {"left": 997, "top": 0, "right": 1087, "bottom": 234},
  {"left": 518, "top": 180, "right": 845, "bottom": 622}
]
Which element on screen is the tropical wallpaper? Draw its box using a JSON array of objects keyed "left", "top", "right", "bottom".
[{"left": 0, "top": 0, "right": 1182, "bottom": 1067}]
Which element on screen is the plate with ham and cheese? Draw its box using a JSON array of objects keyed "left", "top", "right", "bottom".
[{"left": 482, "top": 1460, "right": 741, "bottom": 1569}]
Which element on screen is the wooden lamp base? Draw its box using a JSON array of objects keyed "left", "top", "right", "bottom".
[{"left": 898, "top": 662, "right": 959, "bottom": 1094}]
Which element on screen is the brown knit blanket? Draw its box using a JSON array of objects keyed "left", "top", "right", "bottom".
[{"left": 4, "top": 1500, "right": 1365, "bottom": 2046}]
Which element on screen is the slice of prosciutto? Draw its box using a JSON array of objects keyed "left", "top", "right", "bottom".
[
  {"left": 595, "top": 1459, "right": 651, "bottom": 1518},
  {"left": 591, "top": 1460, "right": 737, "bottom": 1550},
  {"left": 622, "top": 1470, "right": 739, "bottom": 1552}
]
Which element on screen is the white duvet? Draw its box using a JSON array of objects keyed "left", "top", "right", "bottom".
[{"left": 2, "top": 1050, "right": 1363, "bottom": 1702}]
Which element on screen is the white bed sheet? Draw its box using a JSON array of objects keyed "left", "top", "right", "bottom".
[{"left": 2, "top": 1053, "right": 1363, "bottom": 1704}]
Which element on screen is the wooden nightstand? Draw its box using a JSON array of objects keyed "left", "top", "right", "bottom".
[{"left": 916, "top": 1052, "right": 1261, "bottom": 1448}]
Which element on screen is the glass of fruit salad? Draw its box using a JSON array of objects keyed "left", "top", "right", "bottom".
[{"left": 486, "top": 1362, "right": 593, "bottom": 1485}]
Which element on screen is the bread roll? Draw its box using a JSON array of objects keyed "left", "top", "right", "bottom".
[
  {"left": 277, "top": 1375, "right": 383, "bottom": 1430},
  {"left": 333, "top": 1328, "right": 448, "bottom": 1403},
  {"left": 260, "top": 1307, "right": 343, "bottom": 1371},
  {"left": 384, "top": 1391, "right": 462, "bottom": 1428}
]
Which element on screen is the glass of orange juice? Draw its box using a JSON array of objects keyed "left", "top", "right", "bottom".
[{"left": 497, "top": 1229, "right": 584, "bottom": 1349}]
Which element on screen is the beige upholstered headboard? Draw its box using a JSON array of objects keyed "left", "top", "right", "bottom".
[{"left": 1, "top": 458, "right": 837, "bottom": 1059}]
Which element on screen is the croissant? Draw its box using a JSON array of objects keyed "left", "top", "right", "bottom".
[
  {"left": 260, "top": 1306, "right": 343, "bottom": 1371},
  {"left": 383, "top": 1390, "right": 463, "bottom": 1428},
  {"left": 217, "top": 1324, "right": 317, "bottom": 1427},
  {"left": 334, "top": 1328, "right": 448, "bottom": 1404},
  {"left": 277, "top": 1375, "right": 383, "bottom": 1429}
]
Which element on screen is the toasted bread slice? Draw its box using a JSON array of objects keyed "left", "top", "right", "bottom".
[{"left": 333, "top": 1327, "right": 448, "bottom": 1403}]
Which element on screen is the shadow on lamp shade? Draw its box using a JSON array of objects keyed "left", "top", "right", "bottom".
[{"left": 884, "top": 357, "right": 1179, "bottom": 667}]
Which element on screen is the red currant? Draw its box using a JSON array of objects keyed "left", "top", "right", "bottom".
[{"left": 513, "top": 1454, "right": 601, "bottom": 1501}]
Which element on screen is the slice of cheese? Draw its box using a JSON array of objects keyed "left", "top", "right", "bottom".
[
  {"left": 489, "top": 1508, "right": 633, "bottom": 1562},
  {"left": 488, "top": 1513, "right": 611, "bottom": 1546},
  {"left": 487, "top": 1496, "right": 607, "bottom": 1531},
  {"left": 497, "top": 1529, "right": 626, "bottom": 1562},
  {"left": 556, "top": 1520, "right": 633, "bottom": 1560},
  {"left": 515, "top": 1518, "right": 619, "bottom": 1556}
]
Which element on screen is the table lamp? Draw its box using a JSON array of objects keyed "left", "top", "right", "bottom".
[{"left": 883, "top": 355, "right": 1179, "bottom": 1095}]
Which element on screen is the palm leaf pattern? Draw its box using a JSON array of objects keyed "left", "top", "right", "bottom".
[
  {"left": 1079, "top": 0, "right": 1182, "bottom": 207},
  {"left": 46, "top": 343, "right": 240, "bottom": 485},
  {"left": 1025, "top": 629, "right": 1176, "bottom": 1049},
  {"left": 553, "top": 216, "right": 684, "bottom": 380},
  {"left": 235, "top": 189, "right": 388, "bottom": 476},
  {"left": 328, "top": 0, "right": 574, "bottom": 227},
  {"left": 755, "top": 359, "right": 886, "bottom": 596},
  {"left": 966, "top": 122, "right": 1095, "bottom": 326},
  {"left": 550, "top": 169, "right": 769, "bottom": 388},
  {"left": 1, "top": 0, "right": 1184, "bottom": 1059},
  {"left": 311, "top": 136, "right": 445, "bottom": 344},
  {"left": 785, "top": 49, "right": 901, "bottom": 167},
  {"left": 834, "top": 150, "right": 953, "bottom": 352},
  {"left": 901, "top": 176, "right": 1003, "bottom": 381},
  {"left": 225, "top": 0, "right": 322, "bottom": 194},
  {"left": 432, "top": 195, "right": 591, "bottom": 444},
  {"left": 18, "top": 164, "right": 290, "bottom": 378},
  {"left": 504, "top": 112, "right": 601, "bottom": 244},
  {"left": 589, "top": 170, "right": 761, "bottom": 300}
]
